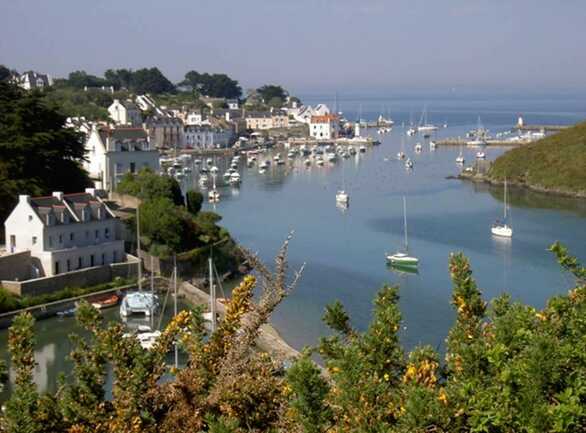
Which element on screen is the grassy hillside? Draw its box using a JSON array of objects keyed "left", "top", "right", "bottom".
[{"left": 489, "top": 121, "right": 586, "bottom": 195}]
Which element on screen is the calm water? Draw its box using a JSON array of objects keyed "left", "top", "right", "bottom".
[{"left": 1, "top": 96, "right": 585, "bottom": 398}]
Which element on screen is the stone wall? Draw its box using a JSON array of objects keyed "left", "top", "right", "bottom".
[
  {"left": 1, "top": 255, "right": 138, "bottom": 297},
  {"left": 0, "top": 250, "right": 33, "bottom": 281}
]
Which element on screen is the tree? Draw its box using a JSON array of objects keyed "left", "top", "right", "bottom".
[
  {"left": 186, "top": 190, "right": 204, "bottom": 215},
  {"left": 0, "top": 82, "right": 91, "bottom": 232},
  {"left": 139, "top": 197, "right": 184, "bottom": 252},
  {"left": 65, "top": 70, "right": 108, "bottom": 89},
  {"left": 130, "top": 67, "right": 175, "bottom": 94},
  {"left": 117, "top": 168, "right": 183, "bottom": 206},
  {"left": 180, "top": 71, "right": 242, "bottom": 99},
  {"left": 0, "top": 65, "right": 11, "bottom": 82},
  {"left": 257, "top": 85, "right": 288, "bottom": 104},
  {"left": 104, "top": 68, "right": 133, "bottom": 90}
]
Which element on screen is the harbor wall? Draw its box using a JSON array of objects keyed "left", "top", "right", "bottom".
[
  {"left": 1, "top": 255, "right": 138, "bottom": 297},
  {"left": 0, "top": 250, "right": 33, "bottom": 281}
]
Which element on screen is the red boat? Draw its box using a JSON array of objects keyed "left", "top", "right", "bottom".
[{"left": 90, "top": 294, "right": 120, "bottom": 310}]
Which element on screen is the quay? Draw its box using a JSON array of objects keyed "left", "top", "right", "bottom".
[
  {"left": 515, "top": 124, "right": 569, "bottom": 132},
  {"left": 435, "top": 138, "right": 519, "bottom": 147},
  {"left": 285, "top": 136, "right": 378, "bottom": 147}
]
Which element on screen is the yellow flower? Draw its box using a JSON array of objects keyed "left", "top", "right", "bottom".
[{"left": 438, "top": 388, "right": 448, "bottom": 405}]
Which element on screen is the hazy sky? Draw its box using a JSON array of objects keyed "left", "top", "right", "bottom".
[{"left": 1, "top": 0, "right": 585, "bottom": 95}]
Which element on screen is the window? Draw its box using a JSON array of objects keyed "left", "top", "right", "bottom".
[
  {"left": 67, "top": 259, "right": 71, "bottom": 272},
  {"left": 90, "top": 255, "right": 95, "bottom": 267},
  {"left": 59, "top": 234, "right": 63, "bottom": 243},
  {"left": 78, "top": 257, "right": 83, "bottom": 269},
  {"left": 95, "top": 230, "right": 99, "bottom": 239},
  {"left": 32, "top": 236, "right": 37, "bottom": 245},
  {"left": 48, "top": 236, "right": 53, "bottom": 247},
  {"left": 130, "top": 162, "right": 136, "bottom": 173},
  {"left": 101, "top": 253, "right": 106, "bottom": 265},
  {"left": 70, "top": 232, "right": 74, "bottom": 241},
  {"left": 104, "top": 228, "right": 110, "bottom": 239},
  {"left": 28, "top": 215, "right": 33, "bottom": 222},
  {"left": 54, "top": 261, "right": 60, "bottom": 275}
]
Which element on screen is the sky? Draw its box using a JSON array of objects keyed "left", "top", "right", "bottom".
[{"left": 1, "top": 0, "right": 585, "bottom": 96}]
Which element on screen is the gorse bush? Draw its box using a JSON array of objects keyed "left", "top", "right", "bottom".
[{"left": 1, "top": 241, "right": 585, "bottom": 432}]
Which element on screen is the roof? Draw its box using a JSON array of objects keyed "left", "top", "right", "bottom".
[
  {"left": 310, "top": 114, "right": 338, "bottom": 124},
  {"left": 98, "top": 127, "right": 148, "bottom": 143},
  {"left": 29, "top": 192, "right": 114, "bottom": 226},
  {"left": 246, "top": 112, "right": 272, "bottom": 119}
]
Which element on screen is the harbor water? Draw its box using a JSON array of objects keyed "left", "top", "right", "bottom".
[{"left": 1, "top": 95, "right": 585, "bottom": 399}]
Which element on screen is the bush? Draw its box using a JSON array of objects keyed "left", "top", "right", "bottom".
[{"left": 186, "top": 190, "right": 204, "bottom": 215}]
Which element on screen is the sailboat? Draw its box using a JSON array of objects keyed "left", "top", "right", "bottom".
[
  {"left": 120, "top": 206, "right": 159, "bottom": 318},
  {"left": 406, "top": 111, "right": 416, "bottom": 136},
  {"left": 417, "top": 105, "right": 438, "bottom": 132},
  {"left": 386, "top": 197, "right": 419, "bottom": 267},
  {"left": 456, "top": 145, "right": 465, "bottom": 164},
  {"left": 467, "top": 116, "right": 487, "bottom": 146},
  {"left": 336, "top": 160, "right": 350, "bottom": 206},
  {"left": 491, "top": 179, "right": 513, "bottom": 238},
  {"left": 208, "top": 174, "right": 220, "bottom": 202}
]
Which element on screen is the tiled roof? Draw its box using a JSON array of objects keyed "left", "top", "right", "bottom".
[{"left": 29, "top": 193, "right": 113, "bottom": 226}]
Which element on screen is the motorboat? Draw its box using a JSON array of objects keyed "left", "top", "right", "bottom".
[
  {"left": 316, "top": 157, "right": 324, "bottom": 166},
  {"left": 229, "top": 172, "right": 241, "bottom": 185},
  {"left": 210, "top": 166, "right": 219, "bottom": 174},
  {"left": 90, "top": 293, "right": 120, "bottom": 310},
  {"left": 326, "top": 152, "right": 337, "bottom": 162},
  {"left": 476, "top": 151, "right": 486, "bottom": 159},
  {"left": 206, "top": 158, "right": 213, "bottom": 165},
  {"left": 397, "top": 152, "right": 406, "bottom": 160},
  {"left": 304, "top": 159, "right": 311, "bottom": 166},
  {"left": 359, "top": 145, "right": 367, "bottom": 153},
  {"left": 405, "top": 158, "right": 414, "bottom": 169},
  {"left": 123, "top": 325, "right": 162, "bottom": 351},
  {"left": 336, "top": 190, "right": 349, "bottom": 205},
  {"left": 406, "top": 127, "right": 416, "bottom": 136},
  {"left": 414, "top": 143, "right": 422, "bottom": 153},
  {"left": 456, "top": 154, "right": 465, "bottom": 164},
  {"left": 120, "top": 292, "right": 159, "bottom": 317},
  {"left": 348, "top": 146, "right": 357, "bottom": 155},
  {"left": 429, "top": 141, "right": 437, "bottom": 150}
]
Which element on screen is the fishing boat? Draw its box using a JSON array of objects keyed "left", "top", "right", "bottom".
[
  {"left": 491, "top": 179, "right": 513, "bottom": 238},
  {"left": 90, "top": 293, "right": 120, "bottom": 310},
  {"left": 386, "top": 196, "right": 419, "bottom": 267}
]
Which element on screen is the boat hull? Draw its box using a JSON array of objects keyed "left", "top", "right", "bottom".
[{"left": 491, "top": 225, "right": 513, "bottom": 238}]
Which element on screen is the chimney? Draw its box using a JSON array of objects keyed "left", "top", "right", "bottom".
[
  {"left": 52, "top": 191, "right": 64, "bottom": 201},
  {"left": 19, "top": 194, "right": 31, "bottom": 204}
]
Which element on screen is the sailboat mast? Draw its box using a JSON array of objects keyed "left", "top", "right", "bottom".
[
  {"left": 504, "top": 179, "right": 508, "bottom": 220},
  {"left": 136, "top": 205, "right": 142, "bottom": 292},
  {"left": 209, "top": 255, "right": 216, "bottom": 333},
  {"left": 173, "top": 255, "right": 178, "bottom": 368},
  {"left": 403, "top": 196, "right": 408, "bottom": 251}
]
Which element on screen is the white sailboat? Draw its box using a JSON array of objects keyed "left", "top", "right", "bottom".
[
  {"left": 208, "top": 174, "right": 220, "bottom": 202},
  {"left": 336, "top": 160, "right": 350, "bottom": 206},
  {"left": 386, "top": 197, "right": 419, "bottom": 267},
  {"left": 456, "top": 145, "right": 465, "bottom": 164},
  {"left": 491, "top": 179, "right": 513, "bottom": 238},
  {"left": 417, "top": 105, "right": 438, "bottom": 132}
]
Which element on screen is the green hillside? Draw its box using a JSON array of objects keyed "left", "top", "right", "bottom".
[{"left": 489, "top": 121, "right": 586, "bottom": 196}]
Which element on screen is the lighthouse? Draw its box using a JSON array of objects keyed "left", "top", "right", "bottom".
[{"left": 517, "top": 115, "right": 524, "bottom": 128}]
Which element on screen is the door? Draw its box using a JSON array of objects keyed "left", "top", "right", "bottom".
[{"left": 54, "top": 261, "right": 60, "bottom": 275}]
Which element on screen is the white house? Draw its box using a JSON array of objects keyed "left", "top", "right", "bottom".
[
  {"left": 10, "top": 71, "right": 53, "bottom": 90},
  {"left": 185, "top": 110, "right": 210, "bottom": 126},
  {"left": 4, "top": 189, "right": 124, "bottom": 277},
  {"left": 108, "top": 99, "right": 142, "bottom": 126},
  {"left": 184, "top": 126, "right": 234, "bottom": 150},
  {"left": 84, "top": 126, "right": 159, "bottom": 191},
  {"left": 227, "top": 99, "right": 239, "bottom": 110},
  {"left": 309, "top": 114, "right": 339, "bottom": 140}
]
